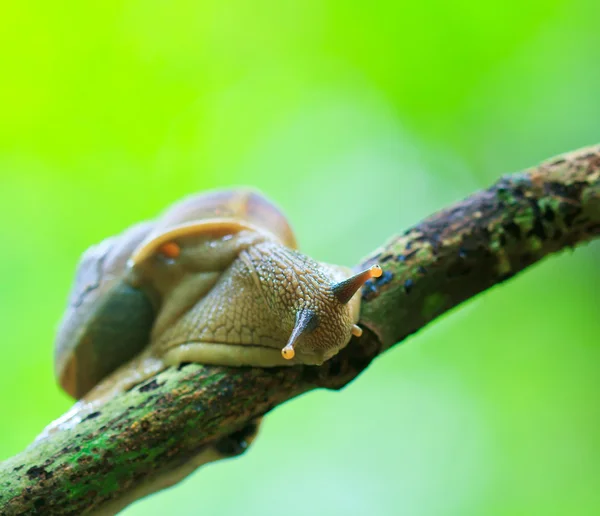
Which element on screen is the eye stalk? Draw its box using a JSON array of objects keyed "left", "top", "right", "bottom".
[
  {"left": 331, "top": 265, "right": 382, "bottom": 304},
  {"left": 281, "top": 309, "right": 319, "bottom": 360}
]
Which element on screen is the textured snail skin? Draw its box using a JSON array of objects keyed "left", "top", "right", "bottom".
[
  {"left": 155, "top": 241, "right": 358, "bottom": 366},
  {"left": 53, "top": 189, "right": 365, "bottom": 407}
]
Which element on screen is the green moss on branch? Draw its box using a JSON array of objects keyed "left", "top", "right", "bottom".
[{"left": 359, "top": 146, "right": 600, "bottom": 348}]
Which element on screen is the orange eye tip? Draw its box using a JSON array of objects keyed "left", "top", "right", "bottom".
[
  {"left": 158, "top": 242, "right": 181, "bottom": 259},
  {"left": 281, "top": 347, "right": 295, "bottom": 360},
  {"left": 370, "top": 265, "right": 383, "bottom": 278}
]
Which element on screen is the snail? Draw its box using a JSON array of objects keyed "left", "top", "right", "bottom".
[{"left": 54, "top": 189, "right": 381, "bottom": 403}]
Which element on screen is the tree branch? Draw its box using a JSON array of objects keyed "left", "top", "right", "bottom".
[{"left": 1, "top": 145, "right": 599, "bottom": 515}]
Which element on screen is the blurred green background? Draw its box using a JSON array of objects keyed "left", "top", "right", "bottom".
[{"left": 1, "top": 1, "right": 599, "bottom": 515}]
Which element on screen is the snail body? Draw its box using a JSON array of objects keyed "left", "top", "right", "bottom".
[{"left": 54, "top": 189, "right": 381, "bottom": 402}]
